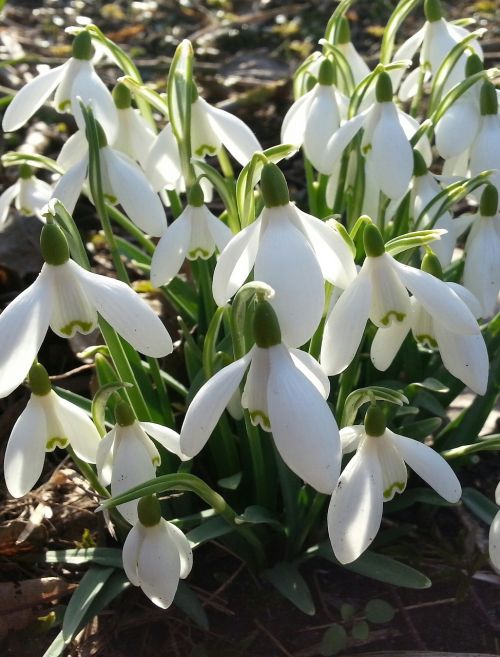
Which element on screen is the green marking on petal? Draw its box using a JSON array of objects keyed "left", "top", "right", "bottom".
[
  {"left": 57, "top": 100, "right": 71, "bottom": 111},
  {"left": 46, "top": 437, "right": 69, "bottom": 451},
  {"left": 362, "top": 144, "right": 372, "bottom": 155},
  {"left": 152, "top": 456, "right": 161, "bottom": 467},
  {"left": 380, "top": 310, "right": 406, "bottom": 326},
  {"left": 416, "top": 334, "right": 438, "bottom": 348},
  {"left": 383, "top": 480, "right": 406, "bottom": 500},
  {"left": 249, "top": 410, "right": 270, "bottom": 430},
  {"left": 104, "top": 194, "right": 117, "bottom": 204},
  {"left": 188, "top": 247, "right": 211, "bottom": 259},
  {"left": 195, "top": 144, "right": 217, "bottom": 157},
  {"left": 20, "top": 207, "right": 33, "bottom": 216},
  {"left": 59, "top": 319, "right": 94, "bottom": 336}
]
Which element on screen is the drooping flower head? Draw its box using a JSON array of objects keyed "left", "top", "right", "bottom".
[{"left": 0, "top": 164, "right": 52, "bottom": 225}]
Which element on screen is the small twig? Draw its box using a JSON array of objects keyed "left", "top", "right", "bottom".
[
  {"left": 254, "top": 619, "right": 294, "bottom": 657},
  {"left": 48, "top": 363, "right": 96, "bottom": 381},
  {"left": 202, "top": 562, "right": 245, "bottom": 608}
]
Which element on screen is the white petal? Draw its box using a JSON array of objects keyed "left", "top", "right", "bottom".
[
  {"left": 150, "top": 211, "right": 190, "bottom": 287},
  {"left": 2, "top": 63, "right": 68, "bottom": 132},
  {"left": 74, "top": 261, "right": 173, "bottom": 357},
  {"left": 0, "top": 183, "right": 20, "bottom": 224},
  {"left": 319, "top": 110, "right": 367, "bottom": 174},
  {"left": 51, "top": 156, "right": 88, "bottom": 214},
  {"left": 18, "top": 178, "right": 52, "bottom": 216},
  {"left": 392, "top": 25, "right": 426, "bottom": 69},
  {"left": 122, "top": 522, "right": 145, "bottom": 586},
  {"left": 145, "top": 123, "right": 183, "bottom": 191},
  {"left": 281, "top": 88, "right": 314, "bottom": 146},
  {"left": 369, "top": 103, "right": 413, "bottom": 199},
  {"left": 398, "top": 67, "right": 425, "bottom": 102},
  {"left": 340, "top": 42, "right": 371, "bottom": 86},
  {"left": 4, "top": 395, "right": 47, "bottom": 497},
  {"left": 435, "top": 99, "right": 480, "bottom": 160},
  {"left": 255, "top": 207, "right": 325, "bottom": 347},
  {"left": 102, "top": 148, "right": 166, "bottom": 236},
  {"left": 289, "top": 348, "right": 330, "bottom": 398},
  {"left": 489, "top": 509, "right": 500, "bottom": 571},
  {"left": 180, "top": 352, "right": 252, "bottom": 458},
  {"left": 464, "top": 218, "right": 500, "bottom": 317},
  {"left": 267, "top": 344, "right": 341, "bottom": 494},
  {"left": 165, "top": 521, "right": 193, "bottom": 579},
  {"left": 52, "top": 394, "right": 100, "bottom": 462},
  {"left": 367, "top": 254, "right": 411, "bottom": 328},
  {"left": 340, "top": 425, "right": 365, "bottom": 454},
  {"left": 204, "top": 208, "right": 233, "bottom": 253},
  {"left": 241, "top": 347, "right": 271, "bottom": 430},
  {"left": 303, "top": 86, "right": 341, "bottom": 171},
  {"left": 113, "top": 108, "right": 156, "bottom": 167},
  {"left": 0, "top": 268, "right": 53, "bottom": 398},
  {"left": 390, "top": 430, "right": 461, "bottom": 502},
  {"left": 398, "top": 110, "right": 432, "bottom": 166},
  {"left": 470, "top": 116, "right": 500, "bottom": 179},
  {"left": 70, "top": 61, "right": 118, "bottom": 142},
  {"left": 96, "top": 428, "right": 116, "bottom": 487},
  {"left": 203, "top": 100, "right": 261, "bottom": 166},
  {"left": 446, "top": 281, "right": 483, "bottom": 319},
  {"left": 390, "top": 258, "right": 479, "bottom": 335},
  {"left": 376, "top": 434, "right": 407, "bottom": 501},
  {"left": 57, "top": 130, "right": 89, "bottom": 171},
  {"left": 212, "top": 217, "right": 262, "bottom": 306},
  {"left": 320, "top": 267, "right": 372, "bottom": 375},
  {"left": 139, "top": 422, "right": 187, "bottom": 461},
  {"left": 138, "top": 522, "right": 181, "bottom": 608},
  {"left": 370, "top": 318, "right": 411, "bottom": 371},
  {"left": 327, "top": 437, "right": 384, "bottom": 564},
  {"left": 434, "top": 322, "right": 489, "bottom": 395},
  {"left": 48, "top": 262, "right": 98, "bottom": 338}
]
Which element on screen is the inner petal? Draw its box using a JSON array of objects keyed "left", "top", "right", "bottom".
[
  {"left": 368, "top": 255, "right": 411, "bottom": 328},
  {"left": 375, "top": 435, "right": 407, "bottom": 501},
  {"left": 241, "top": 347, "right": 271, "bottom": 431},
  {"left": 48, "top": 262, "right": 98, "bottom": 337}
]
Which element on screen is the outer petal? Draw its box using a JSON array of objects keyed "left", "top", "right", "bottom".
[
  {"left": 96, "top": 428, "right": 116, "bottom": 487},
  {"left": 267, "top": 344, "right": 341, "bottom": 494},
  {"left": 319, "top": 110, "right": 367, "bottom": 174},
  {"left": 435, "top": 99, "right": 480, "bottom": 159},
  {"left": 180, "top": 352, "right": 252, "bottom": 458},
  {"left": 327, "top": 438, "right": 384, "bottom": 564},
  {"left": 391, "top": 26, "right": 426, "bottom": 92},
  {"left": 53, "top": 394, "right": 100, "bottom": 462},
  {"left": 150, "top": 211, "right": 191, "bottom": 287},
  {"left": 464, "top": 218, "right": 500, "bottom": 317},
  {"left": 204, "top": 208, "right": 233, "bottom": 253},
  {"left": 57, "top": 130, "right": 88, "bottom": 171},
  {"left": 340, "top": 425, "right": 365, "bottom": 454},
  {"left": 469, "top": 116, "right": 500, "bottom": 179},
  {"left": 340, "top": 42, "right": 371, "bottom": 86},
  {"left": 389, "top": 430, "right": 461, "bottom": 502},
  {"left": 70, "top": 61, "right": 118, "bottom": 141},
  {"left": 165, "top": 521, "right": 193, "bottom": 579},
  {"left": 145, "top": 123, "right": 183, "bottom": 191},
  {"left": 390, "top": 258, "right": 479, "bottom": 336},
  {"left": 102, "top": 148, "right": 166, "bottom": 236},
  {"left": 289, "top": 348, "right": 330, "bottom": 398},
  {"left": 370, "top": 317, "right": 411, "bottom": 371},
  {"left": 281, "top": 88, "right": 314, "bottom": 146},
  {"left": 4, "top": 395, "right": 47, "bottom": 497},
  {"left": 139, "top": 422, "right": 187, "bottom": 461},
  {"left": 489, "top": 509, "right": 500, "bottom": 571},
  {"left": 212, "top": 217, "right": 262, "bottom": 306},
  {"left": 0, "top": 183, "right": 20, "bottom": 224},
  {"left": 254, "top": 207, "right": 325, "bottom": 347},
  {"left": 0, "top": 267, "right": 53, "bottom": 398},
  {"left": 203, "top": 99, "right": 261, "bottom": 166},
  {"left": 2, "top": 63, "right": 68, "bottom": 132},
  {"left": 73, "top": 261, "right": 173, "bottom": 357},
  {"left": 398, "top": 110, "right": 432, "bottom": 165},
  {"left": 122, "top": 522, "right": 145, "bottom": 586},
  {"left": 51, "top": 156, "right": 88, "bottom": 214},
  {"left": 321, "top": 266, "right": 372, "bottom": 375},
  {"left": 303, "top": 86, "right": 341, "bottom": 171},
  {"left": 138, "top": 522, "right": 181, "bottom": 609}
]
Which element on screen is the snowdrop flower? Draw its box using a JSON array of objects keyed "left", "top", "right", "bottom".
[
  {"left": 489, "top": 482, "right": 500, "bottom": 571},
  {"left": 281, "top": 58, "right": 348, "bottom": 171},
  {"left": 328, "top": 404, "right": 461, "bottom": 564},
  {"left": 371, "top": 252, "right": 488, "bottom": 395},
  {"left": 463, "top": 184, "right": 500, "bottom": 317},
  {"left": 320, "top": 223, "right": 480, "bottom": 375},
  {"left": 110, "top": 82, "right": 156, "bottom": 169},
  {"left": 123, "top": 495, "right": 193, "bottom": 609},
  {"left": 0, "top": 220, "right": 173, "bottom": 399},
  {"left": 150, "top": 183, "right": 232, "bottom": 287},
  {"left": 213, "top": 163, "right": 357, "bottom": 347},
  {"left": 52, "top": 122, "right": 167, "bottom": 236},
  {"left": 0, "top": 164, "right": 52, "bottom": 224},
  {"left": 393, "top": 0, "right": 483, "bottom": 101},
  {"left": 180, "top": 299, "right": 341, "bottom": 494},
  {"left": 2, "top": 31, "right": 117, "bottom": 140},
  {"left": 96, "top": 401, "right": 186, "bottom": 524},
  {"left": 319, "top": 72, "right": 431, "bottom": 199},
  {"left": 4, "top": 363, "right": 100, "bottom": 498}
]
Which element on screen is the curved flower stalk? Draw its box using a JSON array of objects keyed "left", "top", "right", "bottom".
[
  {"left": 392, "top": 0, "right": 483, "bottom": 101},
  {"left": 328, "top": 404, "right": 461, "bottom": 564},
  {"left": 489, "top": 482, "right": 500, "bottom": 571},
  {"left": 96, "top": 401, "right": 186, "bottom": 524},
  {"left": 4, "top": 363, "right": 100, "bottom": 498},
  {"left": 180, "top": 299, "right": 341, "bottom": 494},
  {"left": 0, "top": 221, "right": 173, "bottom": 399},
  {"left": 52, "top": 123, "right": 167, "bottom": 236},
  {"left": 123, "top": 495, "right": 193, "bottom": 609},
  {"left": 463, "top": 184, "right": 500, "bottom": 317},
  {"left": 320, "top": 224, "right": 480, "bottom": 376},
  {"left": 0, "top": 164, "right": 52, "bottom": 224},
  {"left": 150, "top": 183, "right": 232, "bottom": 287},
  {"left": 319, "top": 72, "right": 431, "bottom": 199},
  {"left": 371, "top": 252, "right": 489, "bottom": 395},
  {"left": 213, "top": 163, "right": 356, "bottom": 347},
  {"left": 2, "top": 31, "right": 117, "bottom": 140},
  {"left": 281, "top": 58, "right": 348, "bottom": 171}
]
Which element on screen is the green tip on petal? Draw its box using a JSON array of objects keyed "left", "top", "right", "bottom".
[
  {"left": 260, "top": 163, "right": 289, "bottom": 208},
  {"left": 424, "top": 0, "right": 443, "bottom": 22},
  {"left": 188, "top": 182, "right": 204, "bottom": 207},
  {"left": 19, "top": 163, "right": 33, "bottom": 179},
  {"left": 40, "top": 223, "right": 70, "bottom": 266},
  {"left": 465, "top": 53, "right": 483, "bottom": 77},
  {"left": 337, "top": 17, "right": 351, "bottom": 44},
  {"left": 72, "top": 30, "right": 94, "bottom": 60},
  {"left": 137, "top": 495, "right": 162, "bottom": 527},
  {"left": 364, "top": 405, "right": 386, "bottom": 437},
  {"left": 413, "top": 150, "right": 428, "bottom": 177},
  {"left": 28, "top": 362, "right": 52, "bottom": 397},
  {"left": 363, "top": 222, "right": 385, "bottom": 257},
  {"left": 480, "top": 81, "right": 498, "bottom": 116},
  {"left": 253, "top": 299, "right": 282, "bottom": 348},
  {"left": 113, "top": 82, "right": 132, "bottom": 109},
  {"left": 480, "top": 184, "right": 498, "bottom": 217},
  {"left": 318, "top": 58, "right": 335, "bottom": 86},
  {"left": 115, "top": 400, "right": 136, "bottom": 427},
  {"left": 375, "top": 71, "right": 393, "bottom": 103},
  {"left": 421, "top": 251, "right": 443, "bottom": 279}
]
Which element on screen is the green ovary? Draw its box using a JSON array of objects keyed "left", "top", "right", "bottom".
[
  {"left": 60, "top": 319, "right": 94, "bottom": 336},
  {"left": 383, "top": 480, "right": 405, "bottom": 500},
  {"left": 46, "top": 436, "right": 69, "bottom": 451},
  {"left": 380, "top": 310, "right": 406, "bottom": 326}
]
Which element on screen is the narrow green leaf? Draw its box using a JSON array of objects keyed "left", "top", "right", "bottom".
[
  {"left": 239, "top": 505, "right": 282, "bottom": 528},
  {"left": 174, "top": 582, "right": 209, "bottom": 630},
  {"left": 400, "top": 417, "right": 442, "bottom": 440},
  {"left": 461, "top": 487, "right": 497, "bottom": 525},
  {"left": 41, "top": 548, "right": 124, "bottom": 569},
  {"left": 62, "top": 566, "right": 115, "bottom": 641},
  {"left": 217, "top": 472, "right": 242, "bottom": 490},
  {"left": 263, "top": 562, "right": 315, "bottom": 615},
  {"left": 186, "top": 516, "right": 234, "bottom": 548}
]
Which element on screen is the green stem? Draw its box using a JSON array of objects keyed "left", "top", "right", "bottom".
[{"left": 243, "top": 413, "right": 271, "bottom": 507}]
